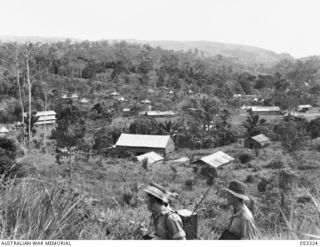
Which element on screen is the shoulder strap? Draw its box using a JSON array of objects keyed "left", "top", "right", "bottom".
[{"left": 164, "top": 210, "right": 176, "bottom": 239}]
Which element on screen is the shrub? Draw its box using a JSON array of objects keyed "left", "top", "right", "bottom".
[
  {"left": 257, "top": 177, "right": 268, "bottom": 193},
  {"left": 141, "top": 158, "right": 148, "bottom": 171},
  {"left": 185, "top": 179, "right": 193, "bottom": 190},
  {"left": 238, "top": 152, "right": 253, "bottom": 164},
  {"left": 107, "top": 149, "right": 135, "bottom": 159},
  {"left": 0, "top": 137, "right": 26, "bottom": 179},
  {"left": 246, "top": 175, "right": 255, "bottom": 183},
  {"left": 265, "top": 159, "right": 283, "bottom": 169}
]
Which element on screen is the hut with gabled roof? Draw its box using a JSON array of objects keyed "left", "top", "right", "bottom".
[{"left": 115, "top": 133, "right": 174, "bottom": 156}]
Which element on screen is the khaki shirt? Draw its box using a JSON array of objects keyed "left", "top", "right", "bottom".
[
  {"left": 227, "top": 204, "right": 259, "bottom": 240},
  {"left": 150, "top": 207, "right": 186, "bottom": 240}
]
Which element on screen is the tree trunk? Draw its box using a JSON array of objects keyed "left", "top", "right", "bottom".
[
  {"left": 26, "top": 49, "right": 32, "bottom": 151},
  {"left": 17, "top": 69, "right": 25, "bottom": 146},
  {"left": 43, "top": 92, "right": 47, "bottom": 151}
]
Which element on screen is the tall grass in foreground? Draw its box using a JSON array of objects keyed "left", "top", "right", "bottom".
[
  {"left": 0, "top": 178, "right": 90, "bottom": 239},
  {"left": 1, "top": 176, "right": 319, "bottom": 239}
]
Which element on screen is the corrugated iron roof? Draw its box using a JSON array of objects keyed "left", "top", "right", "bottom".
[
  {"left": 251, "top": 134, "right": 270, "bottom": 145},
  {"left": 139, "top": 111, "right": 177, "bottom": 117},
  {"left": 298, "top": 104, "right": 312, "bottom": 108},
  {"left": 251, "top": 106, "right": 280, "bottom": 112},
  {"left": 34, "top": 120, "right": 56, "bottom": 125},
  {"left": 136, "top": 151, "right": 163, "bottom": 164},
  {"left": 141, "top": 99, "right": 151, "bottom": 104},
  {"left": 24, "top": 111, "right": 56, "bottom": 117},
  {"left": 116, "top": 133, "right": 171, "bottom": 149},
  {"left": 196, "top": 151, "right": 234, "bottom": 168},
  {"left": 37, "top": 116, "right": 56, "bottom": 121},
  {"left": 80, "top": 98, "right": 89, "bottom": 103}
]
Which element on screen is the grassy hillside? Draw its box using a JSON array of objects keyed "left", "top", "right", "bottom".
[{"left": 1, "top": 139, "right": 319, "bottom": 240}]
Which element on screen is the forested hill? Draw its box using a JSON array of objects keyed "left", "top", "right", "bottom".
[
  {"left": 0, "top": 36, "right": 294, "bottom": 67},
  {"left": 125, "top": 40, "right": 294, "bottom": 66}
]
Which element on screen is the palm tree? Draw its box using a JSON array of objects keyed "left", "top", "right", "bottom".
[{"left": 242, "top": 110, "right": 266, "bottom": 138}]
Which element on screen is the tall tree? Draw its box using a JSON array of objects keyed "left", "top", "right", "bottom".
[{"left": 25, "top": 44, "right": 33, "bottom": 150}]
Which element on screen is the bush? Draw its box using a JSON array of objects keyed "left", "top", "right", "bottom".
[
  {"left": 0, "top": 137, "right": 26, "bottom": 179},
  {"left": 265, "top": 159, "right": 283, "bottom": 169},
  {"left": 141, "top": 158, "right": 148, "bottom": 171},
  {"left": 238, "top": 152, "right": 253, "bottom": 164},
  {"left": 107, "top": 149, "right": 136, "bottom": 159},
  {"left": 246, "top": 175, "right": 255, "bottom": 183},
  {"left": 185, "top": 179, "right": 193, "bottom": 190},
  {"left": 257, "top": 178, "right": 268, "bottom": 193}
]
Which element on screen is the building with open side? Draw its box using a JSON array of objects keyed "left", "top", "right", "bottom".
[
  {"left": 191, "top": 151, "right": 234, "bottom": 176},
  {"left": 244, "top": 134, "right": 271, "bottom": 149},
  {"left": 24, "top": 111, "right": 56, "bottom": 125}
]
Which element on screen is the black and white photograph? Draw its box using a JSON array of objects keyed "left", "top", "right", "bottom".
[{"left": 0, "top": 0, "right": 319, "bottom": 244}]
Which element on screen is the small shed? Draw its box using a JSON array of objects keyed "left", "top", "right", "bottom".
[
  {"left": 188, "top": 89, "right": 194, "bottom": 94},
  {"left": 80, "top": 98, "right": 89, "bottom": 104},
  {"left": 24, "top": 111, "right": 56, "bottom": 125},
  {"left": 116, "top": 96, "right": 126, "bottom": 102},
  {"left": 192, "top": 151, "right": 234, "bottom": 169},
  {"left": 71, "top": 93, "right": 78, "bottom": 99},
  {"left": 244, "top": 134, "right": 270, "bottom": 149},
  {"left": 141, "top": 99, "right": 151, "bottom": 104},
  {"left": 122, "top": 108, "right": 131, "bottom": 112},
  {"left": 136, "top": 151, "right": 164, "bottom": 164},
  {"left": 250, "top": 106, "right": 281, "bottom": 115},
  {"left": 0, "top": 126, "right": 9, "bottom": 137},
  {"left": 110, "top": 92, "right": 120, "bottom": 97},
  {"left": 192, "top": 151, "right": 234, "bottom": 177},
  {"left": 139, "top": 111, "right": 178, "bottom": 118},
  {"left": 297, "top": 105, "right": 312, "bottom": 112},
  {"left": 115, "top": 133, "right": 174, "bottom": 156}
]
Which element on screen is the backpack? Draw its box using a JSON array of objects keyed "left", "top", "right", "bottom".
[{"left": 164, "top": 209, "right": 198, "bottom": 240}]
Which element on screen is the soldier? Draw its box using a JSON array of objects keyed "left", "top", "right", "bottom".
[
  {"left": 219, "top": 180, "right": 259, "bottom": 240},
  {"left": 142, "top": 182, "right": 186, "bottom": 240}
]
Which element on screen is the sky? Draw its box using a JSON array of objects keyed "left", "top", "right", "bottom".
[{"left": 1, "top": 0, "right": 320, "bottom": 58}]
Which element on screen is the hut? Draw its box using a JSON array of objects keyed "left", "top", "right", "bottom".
[
  {"left": 192, "top": 151, "right": 234, "bottom": 177},
  {"left": 136, "top": 151, "right": 164, "bottom": 165},
  {"left": 140, "top": 99, "right": 151, "bottom": 104},
  {"left": 250, "top": 106, "right": 281, "bottom": 115},
  {"left": 139, "top": 111, "right": 178, "bottom": 118},
  {"left": 110, "top": 91, "right": 120, "bottom": 97},
  {"left": 24, "top": 111, "right": 56, "bottom": 125},
  {"left": 297, "top": 105, "right": 312, "bottom": 112},
  {"left": 80, "top": 98, "right": 89, "bottom": 104},
  {"left": 192, "top": 151, "right": 234, "bottom": 169},
  {"left": 71, "top": 93, "right": 78, "bottom": 100},
  {"left": 244, "top": 134, "right": 270, "bottom": 149},
  {"left": 0, "top": 126, "right": 9, "bottom": 137},
  {"left": 115, "top": 133, "right": 174, "bottom": 156}
]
